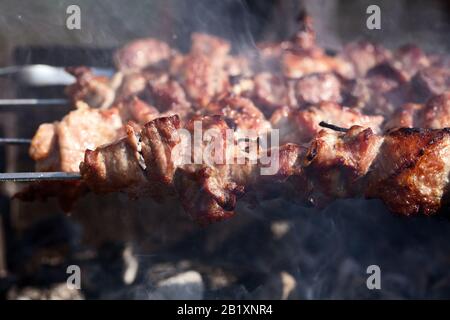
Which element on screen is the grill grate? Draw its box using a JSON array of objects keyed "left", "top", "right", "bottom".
[{"left": 0, "top": 46, "right": 116, "bottom": 182}]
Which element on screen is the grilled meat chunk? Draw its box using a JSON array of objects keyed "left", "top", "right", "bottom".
[
  {"left": 384, "top": 103, "right": 423, "bottom": 130},
  {"left": 409, "top": 67, "right": 450, "bottom": 102},
  {"left": 114, "top": 38, "right": 172, "bottom": 72},
  {"left": 385, "top": 92, "right": 450, "bottom": 129},
  {"left": 271, "top": 102, "right": 384, "bottom": 144},
  {"left": 391, "top": 44, "right": 430, "bottom": 80},
  {"left": 302, "top": 126, "right": 450, "bottom": 216},
  {"left": 65, "top": 67, "right": 116, "bottom": 109},
  {"left": 146, "top": 78, "right": 191, "bottom": 116},
  {"left": 205, "top": 96, "right": 271, "bottom": 134},
  {"left": 302, "top": 126, "right": 383, "bottom": 204},
  {"left": 253, "top": 72, "right": 295, "bottom": 113},
  {"left": 115, "top": 96, "right": 160, "bottom": 125},
  {"left": 174, "top": 52, "right": 229, "bottom": 108},
  {"left": 30, "top": 104, "right": 123, "bottom": 173},
  {"left": 81, "top": 115, "right": 182, "bottom": 199},
  {"left": 171, "top": 34, "right": 231, "bottom": 107},
  {"left": 366, "top": 128, "right": 450, "bottom": 215},
  {"left": 295, "top": 72, "right": 342, "bottom": 106},
  {"left": 360, "top": 63, "right": 408, "bottom": 115},
  {"left": 281, "top": 50, "right": 352, "bottom": 79},
  {"left": 341, "top": 41, "right": 391, "bottom": 77}
]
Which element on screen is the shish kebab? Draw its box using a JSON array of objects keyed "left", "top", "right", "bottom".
[
  {"left": 1, "top": 15, "right": 449, "bottom": 224},
  {"left": 3, "top": 110, "right": 450, "bottom": 225}
]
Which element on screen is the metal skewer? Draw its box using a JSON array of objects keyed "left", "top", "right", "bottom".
[
  {"left": 0, "top": 138, "right": 32, "bottom": 145},
  {"left": 319, "top": 121, "right": 349, "bottom": 133},
  {"left": 0, "top": 99, "right": 69, "bottom": 106},
  {"left": 0, "top": 172, "right": 81, "bottom": 182}
]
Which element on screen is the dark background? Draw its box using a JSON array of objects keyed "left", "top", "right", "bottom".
[{"left": 0, "top": 0, "right": 449, "bottom": 63}]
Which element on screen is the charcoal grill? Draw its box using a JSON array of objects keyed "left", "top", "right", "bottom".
[{"left": 1, "top": 0, "right": 450, "bottom": 301}]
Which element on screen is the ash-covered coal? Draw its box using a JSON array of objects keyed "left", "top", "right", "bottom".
[{"left": 3, "top": 198, "right": 450, "bottom": 299}]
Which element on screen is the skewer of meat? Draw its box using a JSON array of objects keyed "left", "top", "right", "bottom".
[
  {"left": 77, "top": 114, "right": 450, "bottom": 224},
  {"left": 4, "top": 13, "right": 449, "bottom": 224}
]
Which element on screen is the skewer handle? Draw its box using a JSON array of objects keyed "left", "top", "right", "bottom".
[
  {"left": 0, "top": 172, "right": 81, "bottom": 182},
  {"left": 0, "top": 138, "right": 32, "bottom": 145},
  {"left": 0, "top": 99, "right": 68, "bottom": 106}
]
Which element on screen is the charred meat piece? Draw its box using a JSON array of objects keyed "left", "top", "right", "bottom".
[
  {"left": 281, "top": 50, "right": 352, "bottom": 79},
  {"left": 341, "top": 41, "right": 391, "bottom": 77},
  {"left": 206, "top": 96, "right": 271, "bottom": 134},
  {"left": 302, "top": 126, "right": 450, "bottom": 216},
  {"left": 174, "top": 52, "right": 229, "bottom": 108},
  {"left": 171, "top": 34, "right": 231, "bottom": 107},
  {"left": 271, "top": 102, "right": 384, "bottom": 144},
  {"left": 80, "top": 115, "right": 232, "bottom": 223},
  {"left": 30, "top": 104, "right": 123, "bottom": 173},
  {"left": 173, "top": 115, "right": 245, "bottom": 224},
  {"left": 24, "top": 105, "right": 124, "bottom": 212},
  {"left": 146, "top": 78, "right": 192, "bottom": 117},
  {"left": 391, "top": 44, "right": 430, "bottom": 80},
  {"left": 366, "top": 128, "right": 450, "bottom": 215},
  {"left": 302, "top": 126, "right": 383, "bottom": 204},
  {"left": 419, "top": 92, "right": 450, "bottom": 129},
  {"left": 81, "top": 115, "right": 182, "bottom": 200},
  {"left": 360, "top": 63, "right": 408, "bottom": 115},
  {"left": 115, "top": 72, "right": 148, "bottom": 100},
  {"left": 65, "top": 67, "right": 116, "bottom": 109},
  {"left": 114, "top": 38, "right": 172, "bottom": 73},
  {"left": 29, "top": 123, "right": 59, "bottom": 173},
  {"left": 253, "top": 72, "right": 294, "bottom": 112},
  {"left": 174, "top": 166, "right": 239, "bottom": 225},
  {"left": 190, "top": 33, "right": 231, "bottom": 57},
  {"left": 115, "top": 96, "right": 160, "bottom": 125},
  {"left": 385, "top": 92, "right": 450, "bottom": 129},
  {"left": 384, "top": 103, "right": 423, "bottom": 130},
  {"left": 81, "top": 125, "right": 156, "bottom": 198},
  {"left": 409, "top": 66, "right": 450, "bottom": 102},
  {"left": 295, "top": 72, "right": 342, "bottom": 107}
]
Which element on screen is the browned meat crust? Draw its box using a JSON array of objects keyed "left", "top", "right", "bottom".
[
  {"left": 271, "top": 102, "right": 384, "bottom": 144},
  {"left": 410, "top": 67, "right": 450, "bottom": 102},
  {"left": 295, "top": 72, "right": 342, "bottom": 106},
  {"left": 300, "top": 127, "right": 450, "bottom": 216},
  {"left": 23, "top": 13, "right": 450, "bottom": 224},
  {"left": 302, "top": 126, "right": 383, "bottom": 204},
  {"left": 366, "top": 128, "right": 450, "bottom": 215},
  {"left": 385, "top": 92, "right": 450, "bottom": 130},
  {"left": 205, "top": 96, "right": 271, "bottom": 134},
  {"left": 65, "top": 67, "right": 116, "bottom": 109},
  {"left": 114, "top": 38, "right": 172, "bottom": 72},
  {"left": 79, "top": 116, "right": 450, "bottom": 221},
  {"left": 341, "top": 41, "right": 392, "bottom": 77},
  {"left": 30, "top": 105, "right": 123, "bottom": 173}
]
